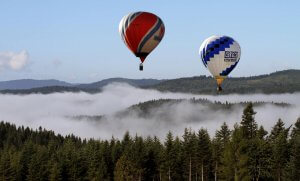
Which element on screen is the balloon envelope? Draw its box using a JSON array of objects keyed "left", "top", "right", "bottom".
[
  {"left": 119, "top": 12, "right": 165, "bottom": 63},
  {"left": 199, "top": 35, "right": 241, "bottom": 89}
]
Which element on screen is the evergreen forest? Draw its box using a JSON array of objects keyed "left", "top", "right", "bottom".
[{"left": 0, "top": 103, "right": 299, "bottom": 180}]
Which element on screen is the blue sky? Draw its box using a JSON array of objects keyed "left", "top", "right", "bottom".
[{"left": 0, "top": 0, "right": 299, "bottom": 83}]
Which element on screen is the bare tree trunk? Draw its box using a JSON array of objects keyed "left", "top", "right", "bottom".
[{"left": 189, "top": 157, "right": 192, "bottom": 181}]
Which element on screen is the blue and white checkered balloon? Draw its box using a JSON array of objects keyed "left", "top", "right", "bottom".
[{"left": 199, "top": 35, "right": 241, "bottom": 80}]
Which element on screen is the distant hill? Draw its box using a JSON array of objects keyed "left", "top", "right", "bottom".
[
  {"left": 149, "top": 69, "right": 300, "bottom": 94},
  {"left": 77, "top": 78, "right": 164, "bottom": 89},
  {"left": 0, "top": 86, "right": 96, "bottom": 94},
  {"left": 122, "top": 98, "right": 290, "bottom": 117},
  {"left": 72, "top": 98, "right": 290, "bottom": 121},
  {"left": 0, "top": 78, "right": 164, "bottom": 91},
  {"left": 0, "top": 79, "right": 73, "bottom": 90},
  {"left": 0, "top": 69, "right": 299, "bottom": 94}
]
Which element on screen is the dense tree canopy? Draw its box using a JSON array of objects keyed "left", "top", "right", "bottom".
[{"left": 0, "top": 104, "right": 299, "bottom": 180}]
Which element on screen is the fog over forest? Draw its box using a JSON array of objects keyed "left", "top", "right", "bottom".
[{"left": 0, "top": 83, "right": 299, "bottom": 139}]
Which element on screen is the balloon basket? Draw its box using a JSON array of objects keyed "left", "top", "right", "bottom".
[{"left": 139, "top": 63, "right": 143, "bottom": 71}]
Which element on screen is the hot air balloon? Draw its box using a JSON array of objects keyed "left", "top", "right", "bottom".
[
  {"left": 119, "top": 12, "right": 165, "bottom": 71},
  {"left": 199, "top": 35, "right": 241, "bottom": 91}
]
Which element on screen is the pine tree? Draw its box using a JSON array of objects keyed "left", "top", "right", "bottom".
[
  {"left": 211, "top": 139, "right": 221, "bottom": 181},
  {"left": 84, "top": 140, "right": 107, "bottom": 180},
  {"left": 132, "top": 135, "right": 146, "bottom": 180},
  {"left": 269, "top": 119, "right": 290, "bottom": 181},
  {"left": 197, "top": 128, "right": 212, "bottom": 181},
  {"left": 222, "top": 124, "right": 249, "bottom": 181},
  {"left": 153, "top": 136, "right": 164, "bottom": 180},
  {"left": 121, "top": 131, "right": 132, "bottom": 153},
  {"left": 247, "top": 133, "right": 272, "bottom": 180},
  {"left": 269, "top": 118, "right": 285, "bottom": 140},
  {"left": 255, "top": 126, "right": 272, "bottom": 180},
  {"left": 213, "top": 122, "right": 231, "bottom": 181},
  {"left": 163, "top": 131, "right": 174, "bottom": 180},
  {"left": 101, "top": 140, "right": 113, "bottom": 179},
  {"left": 257, "top": 125, "right": 268, "bottom": 139},
  {"left": 171, "top": 136, "right": 184, "bottom": 180},
  {"left": 0, "top": 149, "right": 16, "bottom": 180},
  {"left": 48, "top": 160, "right": 62, "bottom": 181},
  {"left": 285, "top": 118, "right": 300, "bottom": 180},
  {"left": 18, "top": 141, "right": 35, "bottom": 180},
  {"left": 142, "top": 137, "right": 159, "bottom": 180},
  {"left": 240, "top": 104, "right": 268, "bottom": 180},
  {"left": 240, "top": 103, "right": 257, "bottom": 139},
  {"left": 114, "top": 154, "right": 138, "bottom": 181},
  {"left": 215, "top": 122, "right": 231, "bottom": 147},
  {"left": 182, "top": 128, "right": 198, "bottom": 180},
  {"left": 111, "top": 137, "right": 122, "bottom": 171},
  {"left": 60, "top": 139, "right": 87, "bottom": 180},
  {"left": 26, "top": 146, "right": 49, "bottom": 180}
]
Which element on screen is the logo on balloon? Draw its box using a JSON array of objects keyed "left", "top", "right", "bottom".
[{"left": 224, "top": 51, "right": 238, "bottom": 62}]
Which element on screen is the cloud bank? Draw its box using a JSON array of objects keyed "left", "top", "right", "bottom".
[
  {"left": 0, "top": 50, "right": 29, "bottom": 71},
  {"left": 0, "top": 83, "right": 299, "bottom": 139}
]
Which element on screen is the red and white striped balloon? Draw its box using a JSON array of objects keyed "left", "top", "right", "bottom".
[{"left": 119, "top": 12, "right": 165, "bottom": 64}]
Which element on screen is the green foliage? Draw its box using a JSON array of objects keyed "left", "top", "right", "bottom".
[
  {"left": 196, "top": 128, "right": 212, "bottom": 180},
  {"left": 118, "top": 98, "right": 290, "bottom": 121},
  {"left": 240, "top": 103, "right": 257, "bottom": 139},
  {"left": 150, "top": 69, "right": 300, "bottom": 94},
  {"left": 0, "top": 104, "right": 298, "bottom": 180},
  {"left": 222, "top": 124, "right": 249, "bottom": 180},
  {"left": 269, "top": 119, "right": 291, "bottom": 181},
  {"left": 285, "top": 118, "right": 300, "bottom": 180},
  {"left": 212, "top": 122, "right": 231, "bottom": 180},
  {"left": 1, "top": 69, "right": 299, "bottom": 95}
]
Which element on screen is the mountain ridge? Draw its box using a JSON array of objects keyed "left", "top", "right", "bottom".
[
  {"left": 0, "top": 69, "right": 299, "bottom": 94},
  {"left": 149, "top": 69, "right": 300, "bottom": 94},
  {"left": 0, "top": 79, "right": 73, "bottom": 90},
  {"left": 0, "top": 78, "right": 164, "bottom": 90}
]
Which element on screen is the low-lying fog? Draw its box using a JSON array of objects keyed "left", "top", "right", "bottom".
[{"left": 0, "top": 83, "right": 299, "bottom": 139}]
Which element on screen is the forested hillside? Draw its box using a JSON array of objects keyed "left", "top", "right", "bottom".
[
  {"left": 0, "top": 103, "right": 299, "bottom": 180},
  {"left": 150, "top": 69, "right": 300, "bottom": 94},
  {"left": 127, "top": 98, "right": 290, "bottom": 114},
  {"left": 71, "top": 98, "right": 290, "bottom": 122},
  {"left": 0, "top": 86, "right": 91, "bottom": 94},
  {"left": 0, "top": 69, "right": 299, "bottom": 95}
]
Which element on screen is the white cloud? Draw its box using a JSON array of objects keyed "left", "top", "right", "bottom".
[
  {"left": 0, "top": 83, "right": 299, "bottom": 140},
  {"left": 0, "top": 50, "right": 29, "bottom": 71}
]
